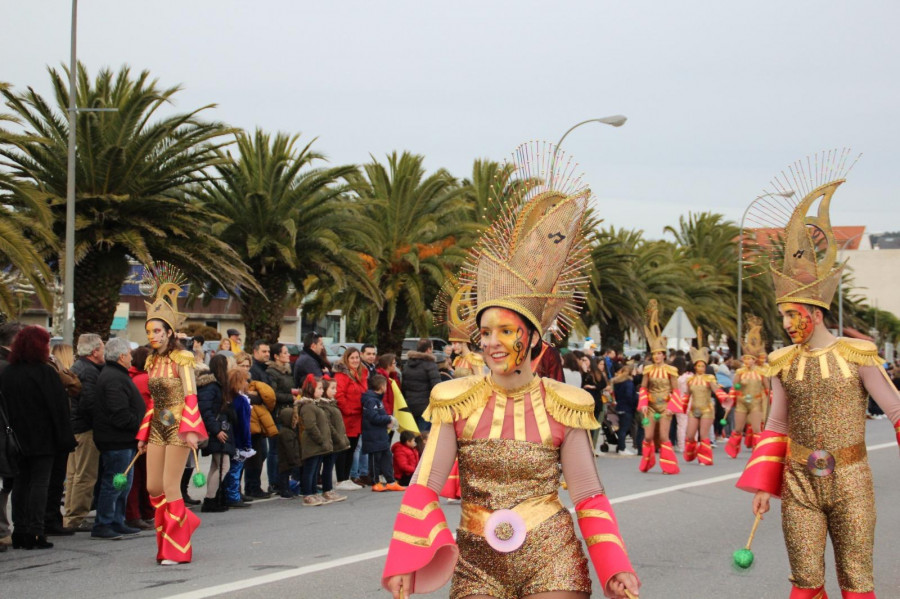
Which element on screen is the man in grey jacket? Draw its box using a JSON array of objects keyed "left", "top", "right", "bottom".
[{"left": 400, "top": 339, "right": 441, "bottom": 433}]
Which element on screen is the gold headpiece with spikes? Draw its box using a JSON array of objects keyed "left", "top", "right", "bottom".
[
  {"left": 689, "top": 327, "right": 709, "bottom": 364},
  {"left": 434, "top": 277, "right": 477, "bottom": 343},
  {"left": 460, "top": 142, "right": 592, "bottom": 338},
  {"left": 644, "top": 299, "right": 667, "bottom": 354},
  {"left": 743, "top": 315, "right": 765, "bottom": 358},
  {"left": 746, "top": 149, "right": 860, "bottom": 310},
  {"left": 141, "top": 261, "right": 187, "bottom": 331}
]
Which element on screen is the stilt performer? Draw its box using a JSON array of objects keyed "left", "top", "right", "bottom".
[
  {"left": 382, "top": 142, "right": 640, "bottom": 598},
  {"left": 637, "top": 300, "right": 684, "bottom": 474},
  {"left": 136, "top": 263, "right": 208, "bottom": 565},
  {"left": 726, "top": 315, "right": 769, "bottom": 457},
  {"left": 683, "top": 333, "right": 727, "bottom": 466},
  {"left": 736, "top": 150, "right": 900, "bottom": 598}
]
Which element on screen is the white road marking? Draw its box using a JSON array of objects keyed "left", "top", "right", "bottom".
[{"left": 160, "top": 441, "right": 896, "bottom": 599}]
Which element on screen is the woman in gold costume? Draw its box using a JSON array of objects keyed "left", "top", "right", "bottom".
[
  {"left": 725, "top": 316, "right": 769, "bottom": 458},
  {"left": 737, "top": 151, "right": 900, "bottom": 598},
  {"left": 381, "top": 143, "right": 639, "bottom": 599},
  {"left": 682, "top": 339, "right": 726, "bottom": 466},
  {"left": 636, "top": 300, "right": 684, "bottom": 475},
  {"left": 135, "top": 264, "right": 207, "bottom": 564}
]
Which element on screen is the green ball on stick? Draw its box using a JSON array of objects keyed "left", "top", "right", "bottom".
[
  {"left": 641, "top": 417, "right": 650, "bottom": 426},
  {"left": 653, "top": 412, "right": 661, "bottom": 421},
  {"left": 192, "top": 471, "right": 207, "bottom": 487},
  {"left": 734, "top": 383, "right": 742, "bottom": 390},
  {"left": 733, "top": 512, "right": 763, "bottom": 570},
  {"left": 112, "top": 473, "right": 128, "bottom": 491},
  {"left": 720, "top": 418, "right": 728, "bottom": 426}
]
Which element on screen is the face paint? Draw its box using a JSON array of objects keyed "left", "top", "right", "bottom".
[
  {"left": 780, "top": 302, "right": 815, "bottom": 344},
  {"left": 479, "top": 308, "right": 530, "bottom": 375},
  {"left": 146, "top": 320, "right": 168, "bottom": 350},
  {"left": 652, "top": 351, "right": 665, "bottom": 364},
  {"left": 741, "top": 355, "right": 757, "bottom": 369},
  {"left": 695, "top": 361, "right": 706, "bottom": 374}
]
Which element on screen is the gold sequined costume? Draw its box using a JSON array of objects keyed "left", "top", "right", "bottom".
[
  {"left": 687, "top": 374, "right": 717, "bottom": 418},
  {"left": 146, "top": 352, "right": 198, "bottom": 448},
  {"left": 733, "top": 367, "right": 766, "bottom": 414}
]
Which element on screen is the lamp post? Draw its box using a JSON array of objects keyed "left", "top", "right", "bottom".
[
  {"left": 837, "top": 232, "right": 866, "bottom": 335},
  {"left": 63, "top": 0, "right": 117, "bottom": 344},
  {"left": 736, "top": 191, "right": 795, "bottom": 358},
  {"left": 548, "top": 115, "right": 627, "bottom": 185}
]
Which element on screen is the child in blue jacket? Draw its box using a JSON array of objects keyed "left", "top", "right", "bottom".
[{"left": 361, "top": 374, "right": 404, "bottom": 492}]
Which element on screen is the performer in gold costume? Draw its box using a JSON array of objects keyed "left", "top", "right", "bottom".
[
  {"left": 637, "top": 300, "right": 684, "bottom": 474},
  {"left": 382, "top": 143, "right": 639, "bottom": 599},
  {"left": 725, "top": 316, "right": 770, "bottom": 457},
  {"left": 683, "top": 338, "right": 726, "bottom": 466},
  {"left": 135, "top": 264, "right": 208, "bottom": 564},
  {"left": 445, "top": 283, "right": 486, "bottom": 378},
  {"left": 736, "top": 151, "right": 900, "bottom": 599}
]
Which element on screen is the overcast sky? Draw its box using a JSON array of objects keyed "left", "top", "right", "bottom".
[{"left": 4, "top": 1, "right": 898, "bottom": 238}]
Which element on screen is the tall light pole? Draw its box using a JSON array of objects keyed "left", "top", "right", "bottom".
[
  {"left": 736, "top": 191, "right": 795, "bottom": 358},
  {"left": 837, "top": 231, "right": 866, "bottom": 335},
  {"left": 548, "top": 115, "right": 627, "bottom": 185},
  {"left": 63, "top": 0, "right": 117, "bottom": 344}
]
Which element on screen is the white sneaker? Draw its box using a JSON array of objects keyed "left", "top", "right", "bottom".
[
  {"left": 617, "top": 448, "right": 638, "bottom": 456},
  {"left": 238, "top": 449, "right": 257, "bottom": 459},
  {"left": 335, "top": 480, "right": 362, "bottom": 491}
]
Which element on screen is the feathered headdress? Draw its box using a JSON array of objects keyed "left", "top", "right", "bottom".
[
  {"left": 745, "top": 149, "right": 860, "bottom": 309},
  {"left": 141, "top": 261, "right": 187, "bottom": 330},
  {"left": 644, "top": 299, "right": 667, "bottom": 354},
  {"left": 689, "top": 327, "right": 709, "bottom": 364},
  {"left": 743, "top": 315, "right": 766, "bottom": 358},
  {"left": 459, "top": 142, "right": 592, "bottom": 338}
]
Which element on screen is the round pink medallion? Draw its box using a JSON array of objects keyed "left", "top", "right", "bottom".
[{"left": 484, "top": 509, "right": 526, "bottom": 553}]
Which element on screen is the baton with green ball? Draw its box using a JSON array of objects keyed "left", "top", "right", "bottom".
[
  {"left": 191, "top": 447, "right": 207, "bottom": 487},
  {"left": 112, "top": 451, "right": 142, "bottom": 491},
  {"left": 733, "top": 512, "right": 763, "bottom": 569}
]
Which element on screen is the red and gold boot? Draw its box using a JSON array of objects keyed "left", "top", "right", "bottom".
[
  {"left": 790, "top": 585, "right": 827, "bottom": 599},
  {"left": 638, "top": 441, "right": 656, "bottom": 473},
  {"left": 841, "top": 591, "right": 875, "bottom": 598},
  {"left": 684, "top": 440, "right": 698, "bottom": 462},
  {"left": 159, "top": 498, "right": 201, "bottom": 564},
  {"left": 744, "top": 424, "right": 754, "bottom": 448},
  {"left": 750, "top": 431, "right": 761, "bottom": 449},
  {"left": 725, "top": 431, "right": 743, "bottom": 458},
  {"left": 659, "top": 441, "right": 680, "bottom": 474},
  {"left": 697, "top": 438, "right": 713, "bottom": 466},
  {"left": 149, "top": 493, "right": 166, "bottom": 558}
]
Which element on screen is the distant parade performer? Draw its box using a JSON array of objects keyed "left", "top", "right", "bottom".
[
  {"left": 683, "top": 334, "right": 727, "bottom": 466},
  {"left": 382, "top": 142, "right": 639, "bottom": 599},
  {"left": 736, "top": 150, "right": 900, "bottom": 599},
  {"left": 725, "top": 315, "right": 769, "bottom": 457},
  {"left": 136, "top": 263, "right": 208, "bottom": 565},
  {"left": 637, "top": 300, "right": 685, "bottom": 474}
]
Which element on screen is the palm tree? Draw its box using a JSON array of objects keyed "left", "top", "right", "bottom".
[
  {"left": 337, "top": 151, "right": 473, "bottom": 354},
  {"left": 195, "top": 129, "right": 373, "bottom": 348},
  {"left": 0, "top": 63, "right": 255, "bottom": 338}
]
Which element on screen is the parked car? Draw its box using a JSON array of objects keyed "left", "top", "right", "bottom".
[{"left": 326, "top": 342, "right": 365, "bottom": 366}]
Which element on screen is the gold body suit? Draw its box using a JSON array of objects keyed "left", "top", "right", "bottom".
[
  {"left": 645, "top": 364, "right": 676, "bottom": 415},
  {"left": 775, "top": 344, "right": 874, "bottom": 592},
  {"left": 146, "top": 353, "right": 193, "bottom": 448},
  {"left": 687, "top": 374, "right": 716, "bottom": 419},
  {"left": 423, "top": 376, "right": 598, "bottom": 599},
  {"left": 734, "top": 367, "right": 766, "bottom": 414}
]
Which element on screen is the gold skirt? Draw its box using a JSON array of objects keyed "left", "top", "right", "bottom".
[{"left": 148, "top": 377, "right": 189, "bottom": 448}]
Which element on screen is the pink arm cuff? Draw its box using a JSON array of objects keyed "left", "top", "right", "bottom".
[
  {"left": 576, "top": 494, "right": 637, "bottom": 594},
  {"left": 666, "top": 389, "right": 687, "bottom": 414},
  {"left": 178, "top": 394, "right": 209, "bottom": 440},
  {"left": 735, "top": 429, "right": 788, "bottom": 497},
  {"left": 382, "top": 484, "right": 459, "bottom": 594}
]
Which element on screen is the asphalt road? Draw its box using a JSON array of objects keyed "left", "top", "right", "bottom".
[{"left": 3, "top": 421, "right": 898, "bottom": 599}]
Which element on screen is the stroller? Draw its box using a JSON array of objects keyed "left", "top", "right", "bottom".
[{"left": 592, "top": 396, "right": 619, "bottom": 454}]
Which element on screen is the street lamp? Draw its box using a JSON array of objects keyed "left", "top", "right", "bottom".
[
  {"left": 548, "top": 115, "right": 627, "bottom": 185},
  {"left": 837, "top": 231, "right": 866, "bottom": 335},
  {"left": 63, "top": 0, "right": 117, "bottom": 344},
  {"left": 736, "top": 191, "right": 795, "bottom": 358}
]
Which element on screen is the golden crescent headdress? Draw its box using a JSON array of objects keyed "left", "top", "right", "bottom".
[
  {"left": 743, "top": 315, "right": 765, "bottom": 358},
  {"left": 644, "top": 299, "right": 667, "bottom": 354},
  {"left": 459, "top": 142, "right": 592, "bottom": 339},
  {"left": 689, "top": 327, "right": 709, "bottom": 364},
  {"left": 748, "top": 149, "right": 860, "bottom": 310},
  {"left": 434, "top": 278, "right": 477, "bottom": 343},
  {"left": 141, "top": 262, "right": 187, "bottom": 331}
]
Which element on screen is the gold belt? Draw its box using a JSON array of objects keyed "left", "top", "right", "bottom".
[
  {"left": 459, "top": 492, "right": 564, "bottom": 538},
  {"left": 787, "top": 439, "right": 867, "bottom": 476}
]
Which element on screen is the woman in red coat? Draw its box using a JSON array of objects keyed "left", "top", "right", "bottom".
[{"left": 333, "top": 347, "right": 368, "bottom": 489}]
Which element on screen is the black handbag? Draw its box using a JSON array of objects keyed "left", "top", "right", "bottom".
[{"left": 0, "top": 397, "right": 22, "bottom": 478}]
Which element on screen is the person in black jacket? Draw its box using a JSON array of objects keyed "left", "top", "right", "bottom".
[
  {"left": 292, "top": 332, "right": 326, "bottom": 387},
  {"left": 0, "top": 321, "right": 22, "bottom": 552},
  {"left": 361, "top": 375, "right": 404, "bottom": 492},
  {"left": 400, "top": 339, "right": 441, "bottom": 433},
  {"left": 197, "top": 355, "right": 235, "bottom": 513},
  {"left": 90, "top": 338, "right": 145, "bottom": 540},
  {"left": 0, "top": 326, "right": 75, "bottom": 550},
  {"left": 64, "top": 333, "right": 105, "bottom": 531},
  {"left": 612, "top": 364, "right": 640, "bottom": 455}
]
